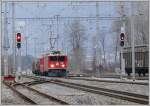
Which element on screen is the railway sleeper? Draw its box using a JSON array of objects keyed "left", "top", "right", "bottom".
[
  {"left": 3, "top": 81, "right": 37, "bottom": 105},
  {"left": 52, "top": 80, "right": 148, "bottom": 99},
  {"left": 23, "top": 76, "right": 148, "bottom": 100},
  {"left": 49, "top": 80, "right": 148, "bottom": 104},
  {"left": 19, "top": 84, "right": 70, "bottom": 105}
]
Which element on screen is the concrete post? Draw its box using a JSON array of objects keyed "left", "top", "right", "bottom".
[{"left": 131, "top": 3, "right": 135, "bottom": 80}]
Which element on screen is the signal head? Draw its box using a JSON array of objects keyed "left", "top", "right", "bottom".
[
  {"left": 120, "top": 33, "right": 125, "bottom": 40},
  {"left": 17, "top": 43, "right": 21, "bottom": 48},
  {"left": 16, "top": 33, "right": 21, "bottom": 42},
  {"left": 16, "top": 33, "right": 22, "bottom": 49}
]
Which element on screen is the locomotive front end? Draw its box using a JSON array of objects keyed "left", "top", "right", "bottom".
[{"left": 47, "top": 51, "right": 68, "bottom": 77}]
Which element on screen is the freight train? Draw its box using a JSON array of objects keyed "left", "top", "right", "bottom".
[
  {"left": 32, "top": 51, "right": 68, "bottom": 77},
  {"left": 122, "top": 45, "right": 149, "bottom": 76}
]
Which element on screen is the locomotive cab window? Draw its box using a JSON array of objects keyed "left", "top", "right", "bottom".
[{"left": 49, "top": 56, "right": 65, "bottom": 61}]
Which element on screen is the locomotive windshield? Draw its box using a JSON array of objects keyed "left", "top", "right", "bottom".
[{"left": 49, "top": 56, "right": 65, "bottom": 61}]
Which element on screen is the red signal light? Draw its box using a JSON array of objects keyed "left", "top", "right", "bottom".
[
  {"left": 16, "top": 33, "right": 21, "bottom": 42},
  {"left": 16, "top": 33, "right": 21, "bottom": 49},
  {"left": 17, "top": 36, "right": 21, "bottom": 39}
]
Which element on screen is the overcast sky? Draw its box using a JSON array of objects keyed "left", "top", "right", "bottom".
[{"left": 2, "top": 1, "right": 145, "bottom": 61}]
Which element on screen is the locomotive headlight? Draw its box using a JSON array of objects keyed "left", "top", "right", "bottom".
[
  {"left": 51, "top": 64, "right": 54, "bottom": 68},
  {"left": 61, "top": 64, "right": 65, "bottom": 67}
]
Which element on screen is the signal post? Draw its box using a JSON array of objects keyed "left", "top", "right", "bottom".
[
  {"left": 120, "top": 27, "right": 125, "bottom": 80},
  {"left": 16, "top": 33, "right": 22, "bottom": 80}
]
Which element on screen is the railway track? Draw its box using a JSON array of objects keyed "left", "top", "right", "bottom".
[
  {"left": 13, "top": 80, "right": 49, "bottom": 86},
  {"left": 23, "top": 75, "right": 148, "bottom": 85},
  {"left": 24, "top": 75, "right": 149, "bottom": 104},
  {"left": 3, "top": 81, "right": 69, "bottom": 105},
  {"left": 3, "top": 81, "right": 37, "bottom": 105},
  {"left": 49, "top": 80, "right": 148, "bottom": 104},
  {"left": 100, "top": 75, "right": 149, "bottom": 80},
  {"left": 68, "top": 74, "right": 148, "bottom": 80},
  {"left": 65, "top": 77, "right": 148, "bottom": 85}
]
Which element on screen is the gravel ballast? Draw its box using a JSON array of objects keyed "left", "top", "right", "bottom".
[
  {"left": 54, "top": 78, "right": 149, "bottom": 96},
  {"left": 2, "top": 76, "right": 147, "bottom": 105},
  {"left": 15, "top": 85, "right": 59, "bottom": 105},
  {"left": 1, "top": 83, "right": 30, "bottom": 105},
  {"left": 31, "top": 83, "right": 140, "bottom": 105}
]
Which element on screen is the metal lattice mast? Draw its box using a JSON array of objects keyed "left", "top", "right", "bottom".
[
  {"left": 25, "top": 36, "right": 29, "bottom": 56},
  {"left": 12, "top": 2, "right": 16, "bottom": 75},
  {"left": 33, "top": 37, "right": 38, "bottom": 58},
  {"left": 131, "top": 2, "right": 135, "bottom": 80},
  {"left": 25, "top": 20, "right": 29, "bottom": 56},
  {"left": 96, "top": 2, "right": 101, "bottom": 77},
  {"left": 47, "top": 22, "right": 56, "bottom": 51},
  {"left": 1, "top": 3, "right": 4, "bottom": 75},
  {"left": 3, "top": 2, "right": 10, "bottom": 76},
  {"left": 56, "top": 15, "right": 60, "bottom": 51}
]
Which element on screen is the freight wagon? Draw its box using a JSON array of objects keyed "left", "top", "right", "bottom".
[{"left": 121, "top": 45, "right": 149, "bottom": 76}]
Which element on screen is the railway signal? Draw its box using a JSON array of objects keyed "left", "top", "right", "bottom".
[
  {"left": 16, "top": 33, "right": 22, "bottom": 80},
  {"left": 120, "top": 26, "right": 126, "bottom": 80},
  {"left": 120, "top": 33, "right": 125, "bottom": 47},
  {"left": 16, "top": 33, "right": 21, "bottom": 49}
]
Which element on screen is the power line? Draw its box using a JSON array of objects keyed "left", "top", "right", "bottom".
[
  {"left": 6, "top": 16, "right": 124, "bottom": 20},
  {"left": 2, "top": 1, "right": 140, "bottom": 3}
]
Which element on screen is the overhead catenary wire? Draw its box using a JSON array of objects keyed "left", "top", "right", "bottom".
[{"left": 6, "top": 16, "right": 123, "bottom": 20}]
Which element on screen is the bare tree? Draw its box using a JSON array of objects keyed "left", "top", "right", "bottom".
[
  {"left": 92, "top": 37, "right": 97, "bottom": 75},
  {"left": 100, "top": 28, "right": 107, "bottom": 68},
  {"left": 133, "top": 2, "right": 149, "bottom": 45},
  {"left": 64, "top": 20, "right": 86, "bottom": 74}
]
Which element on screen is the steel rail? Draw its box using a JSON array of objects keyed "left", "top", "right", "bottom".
[
  {"left": 26, "top": 80, "right": 50, "bottom": 86},
  {"left": 1, "top": 0, "right": 142, "bottom": 3},
  {"left": 65, "top": 77, "right": 148, "bottom": 85},
  {"left": 12, "top": 80, "right": 49, "bottom": 86},
  {"left": 53, "top": 80, "right": 148, "bottom": 99},
  {"left": 49, "top": 80, "right": 148, "bottom": 104},
  {"left": 24, "top": 76, "right": 148, "bottom": 104},
  {"left": 3, "top": 81, "right": 37, "bottom": 104},
  {"left": 17, "top": 83, "right": 70, "bottom": 105},
  {"left": 24, "top": 75, "right": 148, "bottom": 85}
]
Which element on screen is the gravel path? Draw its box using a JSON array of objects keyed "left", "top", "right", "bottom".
[
  {"left": 31, "top": 83, "right": 140, "bottom": 105},
  {"left": 56, "top": 78, "right": 149, "bottom": 96},
  {"left": 1, "top": 83, "right": 30, "bottom": 105}
]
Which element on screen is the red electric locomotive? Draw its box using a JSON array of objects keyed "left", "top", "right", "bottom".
[{"left": 32, "top": 51, "right": 68, "bottom": 77}]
